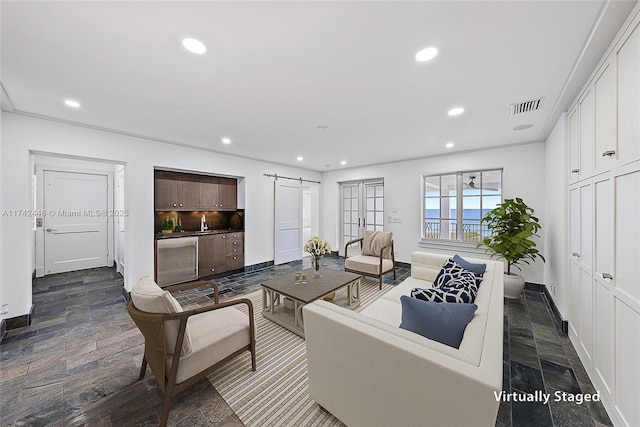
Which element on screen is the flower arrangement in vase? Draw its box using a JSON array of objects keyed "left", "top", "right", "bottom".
[{"left": 304, "top": 236, "right": 331, "bottom": 278}]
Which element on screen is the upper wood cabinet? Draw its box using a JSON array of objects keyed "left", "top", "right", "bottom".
[
  {"left": 154, "top": 171, "right": 200, "bottom": 210},
  {"left": 155, "top": 171, "right": 178, "bottom": 210},
  {"left": 155, "top": 170, "right": 237, "bottom": 211},
  {"left": 218, "top": 177, "right": 238, "bottom": 210},
  {"left": 177, "top": 174, "right": 200, "bottom": 210},
  {"left": 199, "top": 176, "right": 219, "bottom": 210}
]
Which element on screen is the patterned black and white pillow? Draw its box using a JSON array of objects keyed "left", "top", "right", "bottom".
[
  {"left": 412, "top": 271, "right": 478, "bottom": 304},
  {"left": 433, "top": 258, "right": 471, "bottom": 288}
]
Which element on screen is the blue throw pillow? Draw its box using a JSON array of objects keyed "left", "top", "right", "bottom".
[
  {"left": 453, "top": 254, "right": 487, "bottom": 277},
  {"left": 399, "top": 296, "right": 477, "bottom": 348}
]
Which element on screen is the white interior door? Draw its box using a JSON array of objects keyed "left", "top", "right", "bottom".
[
  {"left": 274, "top": 179, "right": 302, "bottom": 265},
  {"left": 44, "top": 170, "right": 109, "bottom": 274},
  {"left": 116, "top": 167, "right": 125, "bottom": 276}
]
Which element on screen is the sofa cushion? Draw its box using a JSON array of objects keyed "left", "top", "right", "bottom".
[
  {"left": 399, "top": 296, "right": 477, "bottom": 348},
  {"left": 362, "top": 230, "right": 393, "bottom": 258},
  {"left": 130, "top": 276, "right": 193, "bottom": 355},
  {"left": 453, "top": 254, "right": 487, "bottom": 277},
  {"left": 345, "top": 256, "right": 394, "bottom": 276}
]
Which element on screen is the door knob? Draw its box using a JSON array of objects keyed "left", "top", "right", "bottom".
[
  {"left": 602, "top": 273, "right": 613, "bottom": 279},
  {"left": 46, "top": 228, "right": 58, "bottom": 232}
]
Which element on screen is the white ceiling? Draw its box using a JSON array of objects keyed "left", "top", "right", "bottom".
[{"left": 1, "top": 1, "right": 637, "bottom": 171}]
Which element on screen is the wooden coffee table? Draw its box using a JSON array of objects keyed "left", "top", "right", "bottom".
[{"left": 261, "top": 268, "right": 361, "bottom": 337}]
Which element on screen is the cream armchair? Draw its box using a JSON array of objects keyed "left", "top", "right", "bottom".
[
  {"left": 344, "top": 230, "right": 396, "bottom": 289},
  {"left": 127, "top": 277, "right": 256, "bottom": 427}
]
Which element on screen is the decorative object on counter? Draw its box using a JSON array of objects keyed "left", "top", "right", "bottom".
[
  {"left": 304, "top": 236, "right": 331, "bottom": 279},
  {"left": 476, "top": 197, "right": 545, "bottom": 299},
  {"left": 295, "top": 271, "right": 301, "bottom": 284},
  {"left": 301, "top": 274, "right": 308, "bottom": 284},
  {"left": 160, "top": 218, "right": 174, "bottom": 234}
]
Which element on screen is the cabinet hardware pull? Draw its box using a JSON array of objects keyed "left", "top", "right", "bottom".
[
  {"left": 572, "top": 253, "right": 581, "bottom": 257},
  {"left": 602, "top": 273, "right": 613, "bottom": 279},
  {"left": 602, "top": 150, "right": 616, "bottom": 157},
  {"left": 571, "top": 169, "right": 580, "bottom": 173}
]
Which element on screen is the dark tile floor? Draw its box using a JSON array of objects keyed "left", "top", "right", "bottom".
[{"left": 0, "top": 256, "right": 612, "bottom": 427}]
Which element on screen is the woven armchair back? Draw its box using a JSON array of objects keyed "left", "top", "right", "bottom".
[{"left": 128, "top": 302, "right": 168, "bottom": 392}]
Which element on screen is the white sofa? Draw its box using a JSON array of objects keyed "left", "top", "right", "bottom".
[{"left": 303, "top": 251, "right": 504, "bottom": 427}]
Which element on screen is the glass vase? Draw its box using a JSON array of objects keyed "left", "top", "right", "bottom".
[{"left": 312, "top": 255, "right": 323, "bottom": 278}]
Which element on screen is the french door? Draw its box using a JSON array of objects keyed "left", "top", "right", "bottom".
[{"left": 341, "top": 179, "right": 384, "bottom": 255}]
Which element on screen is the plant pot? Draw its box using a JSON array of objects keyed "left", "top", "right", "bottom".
[
  {"left": 161, "top": 229, "right": 173, "bottom": 234},
  {"left": 503, "top": 272, "right": 525, "bottom": 299}
]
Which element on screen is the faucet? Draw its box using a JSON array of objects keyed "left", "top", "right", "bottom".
[{"left": 201, "top": 214, "right": 207, "bottom": 232}]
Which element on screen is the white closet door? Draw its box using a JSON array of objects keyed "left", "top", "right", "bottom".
[
  {"left": 568, "top": 107, "right": 580, "bottom": 183},
  {"left": 579, "top": 89, "right": 595, "bottom": 180},
  {"left": 617, "top": 21, "right": 640, "bottom": 165},
  {"left": 593, "top": 174, "right": 614, "bottom": 396},
  {"left": 594, "top": 59, "right": 617, "bottom": 172},
  {"left": 568, "top": 186, "right": 581, "bottom": 336},
  {"left": 579, "top": 181, "right": 593, "bottom": 361},
  {"left": 274, "top": 180, "right": 302, "bottom": 265}
]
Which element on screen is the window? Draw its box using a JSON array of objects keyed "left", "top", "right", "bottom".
[{"left": 422, "top": 169, "right": 502, "bottom": 243}]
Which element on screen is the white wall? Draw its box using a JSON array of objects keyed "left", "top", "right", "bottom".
[
  {"left": 321, "top": 142, "right": 547, "bottom": 284},
  {"left": 1, "top": 113, "right": 321, "bottom": 318},
  {"left": 543, "top": 114, "right": 568, "bottom": 317}
]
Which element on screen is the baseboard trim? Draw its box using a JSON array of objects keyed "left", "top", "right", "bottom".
[
  {"left": 245, "top": 261, "right": 274, "bottom": 272},
  {"left": 524, "top": 282, "right": 544, "bottom": 293},
  {"left": 122, "top": 286, "right": 131, "bottom": 302},
  {"left": 4, "top": 305, "right": 34, "bottom": 331},
  {"left": 0, "top": 318, "right": 6, "bottom": 343},
  {"left": 395, "top": 260, "right": 410, "bottom": 269},
  {"left": 543, "top": 286, "right": 568, "bottom": 334}
]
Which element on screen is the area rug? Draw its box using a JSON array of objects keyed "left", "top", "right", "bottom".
[{"left": 207, "top": 279, "right": 391, "bottom": 427}]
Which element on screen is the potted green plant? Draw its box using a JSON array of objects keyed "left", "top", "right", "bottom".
[
  {"left": 160, "top": 219, "right": 174, "bottom": 234},
  {"left": 476, "top": 197, "right": 545, "bottom": 299}
]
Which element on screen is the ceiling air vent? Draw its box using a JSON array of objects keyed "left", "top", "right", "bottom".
[{"left": 510, "top": 97, "right": 544, "bottom": 115}]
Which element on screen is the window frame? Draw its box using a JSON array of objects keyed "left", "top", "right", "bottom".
[{"left": 420, "top": 168, "right": 503, "bottom": 247}]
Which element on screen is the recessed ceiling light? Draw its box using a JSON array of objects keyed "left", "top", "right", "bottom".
[
  {"left": 64, "top": 99, "right": 80, "bottom": 108},
  {"left": 222, "top": 137, "right": 231, "bottom": 144},
  {"left": 415, "top": 47, "right": 438, "bottom": 62},
  {"left": 448, "top": 107, "right": 464, "bottom": 116},
  {"left": 182, "top": 37, "right": 207, "bottom": 54},
  {"left": 341, "top": 160, "right": 347, "bottom": 165},
  {"left": 445, "top": 142, "right": 454, "bottom": 148},
  {"left": 513, "top": 124, "right": 534, "bottom": 131},
  {"left": 296, "top": 156, "right": 304, "bottom": 161}
]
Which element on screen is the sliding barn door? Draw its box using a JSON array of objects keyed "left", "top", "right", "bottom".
[{"left": 274, "top": 179, "right": 303, "bottom": 265}]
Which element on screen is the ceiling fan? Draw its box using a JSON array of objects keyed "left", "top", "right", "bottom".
[{"left": 464, "top": 175, "right": 499, "bottom": 191}]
